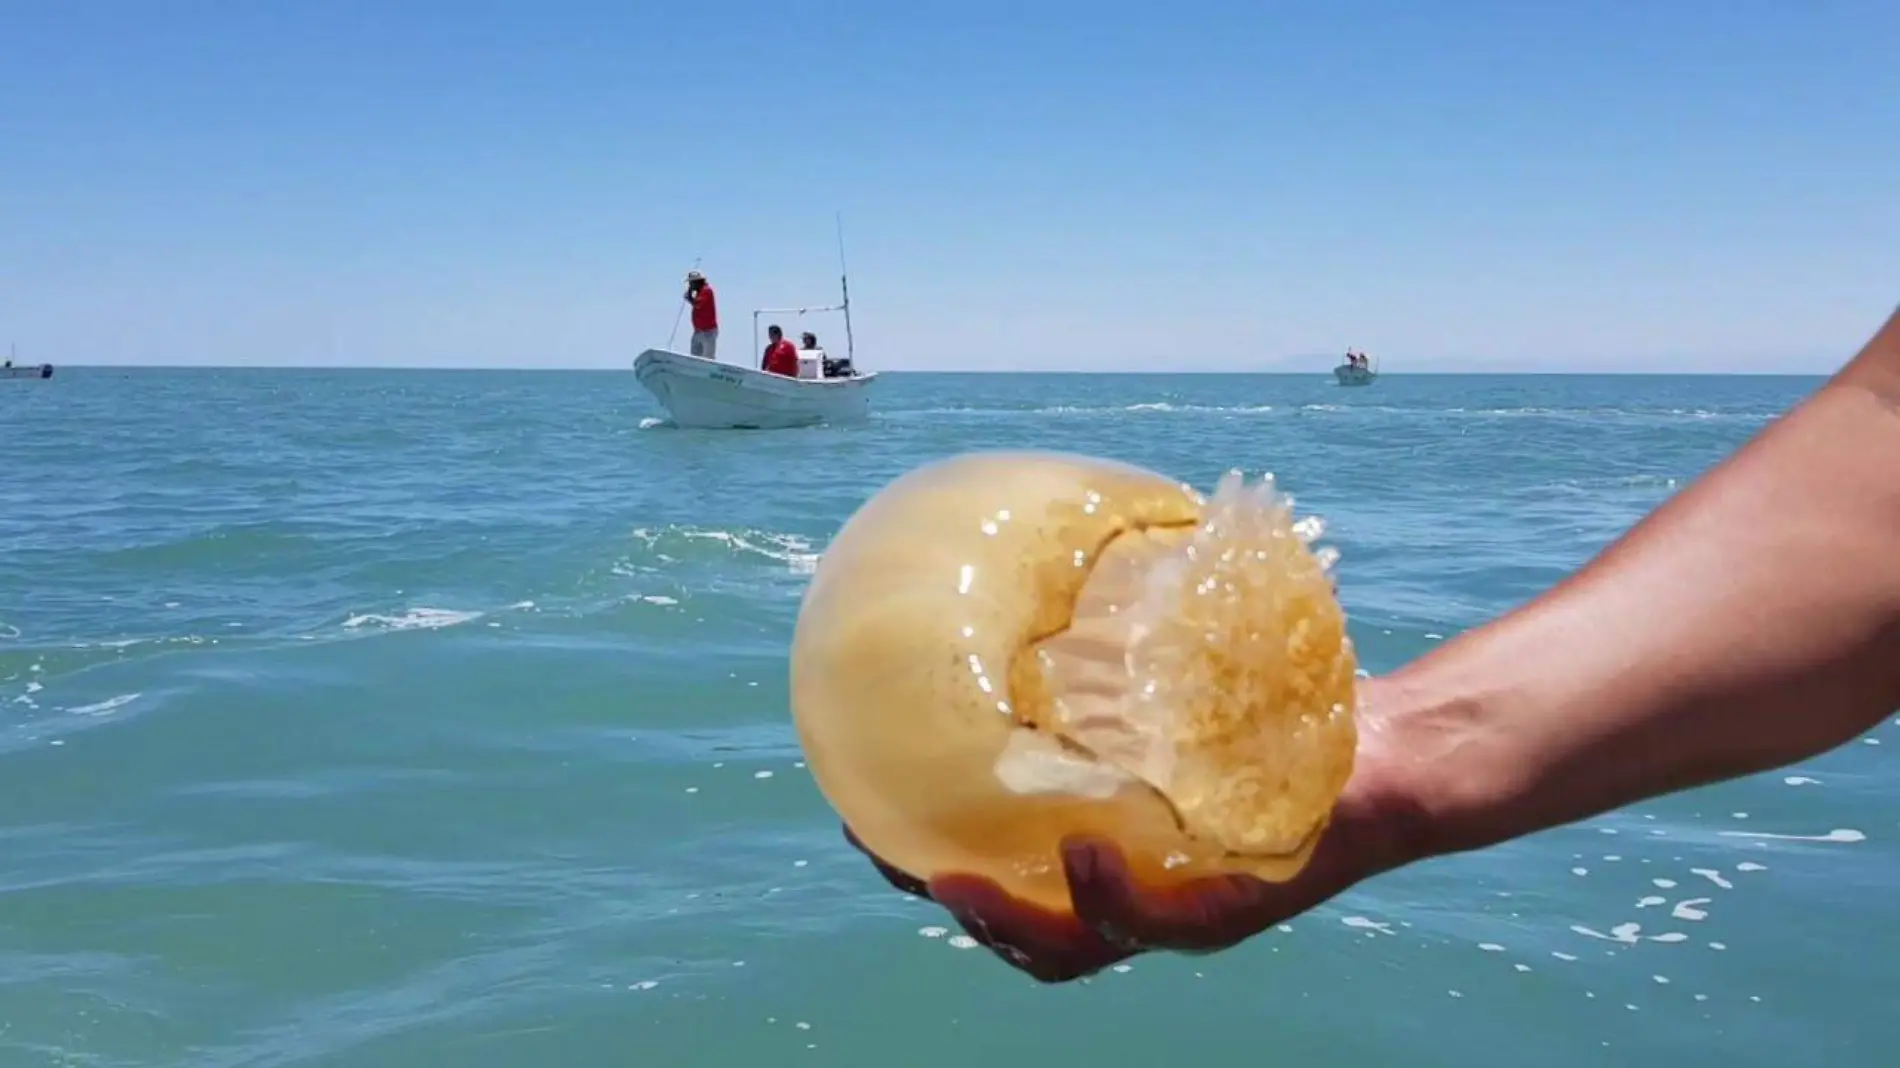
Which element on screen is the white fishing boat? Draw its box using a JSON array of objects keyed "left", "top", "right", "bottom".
[
  {"left": 633, "top": 218, "right": 878, "bottom": 430},
  {"left": 1333, "top": 352, "right": 1378, "bottom": 387},
  {"left": 1, "top": 345, "right": 53, "bottom": 381},
  {"left": 633, "top": 346, "right": 875, "bottom": 429}
]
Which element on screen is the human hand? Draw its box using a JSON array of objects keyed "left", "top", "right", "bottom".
[{"left": 840, "top": 675, "right": 1448, "bottom": 982}]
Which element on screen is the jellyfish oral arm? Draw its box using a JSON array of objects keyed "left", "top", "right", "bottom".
[{"left": 992, "top": 730, "right": 1138, "bottom": 800}]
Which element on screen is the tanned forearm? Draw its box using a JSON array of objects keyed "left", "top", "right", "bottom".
[{"left": 1397, "top": 306, "right": 1900, "bottom": 856}]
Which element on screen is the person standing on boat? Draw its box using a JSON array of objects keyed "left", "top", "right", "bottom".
[
  {"left": 684, "top": 270, "right": 719, "bottom": 360},
  {"left": 761, "top": 324, "right": 798, "bottom": 376}
]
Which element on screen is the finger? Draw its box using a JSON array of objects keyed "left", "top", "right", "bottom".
[
  {"left": 926, "top": 872, "right": 1132, "bottom": 983},
  {"left": 840, "top": 825, "right": 933, "bottom": 900},
  {"left": 1062, "top": 836, "right": 1278, "bottom": 954},
  {"left": 838, "top": 826, "right": 1131, "bottom": 982}
]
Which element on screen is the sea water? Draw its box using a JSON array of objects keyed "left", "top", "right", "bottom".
[{"left": 2, "top": 368, "right": 1893, "bottom": 1067}]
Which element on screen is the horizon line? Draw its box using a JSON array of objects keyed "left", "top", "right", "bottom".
[{"left": 48, "top": 363, "right": 1834, "bottom": 378}]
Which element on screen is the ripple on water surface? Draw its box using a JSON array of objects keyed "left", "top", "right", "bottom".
[{"left": 2, "top": 368, "right": 1893, "bottom": 1066}]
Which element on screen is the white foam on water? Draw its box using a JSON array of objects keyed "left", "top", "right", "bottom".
[
  {"left": 1571, "top": 867, "right": 1589, "bottom": 876},
  {"left": 1690, "top": 868, "right": 1733, "bottom": 889},
  {"left": 1672, "top": 899, "right": 1711, "bottom": 921},
  {"left": 1648, "top": 933, "right": 1689, "bottom": 944},
  {"left": 1552, "top": 952, "right": 1579, "bottom": 962},
  {"left": 947, "top": 936, "right": 977, "bottom": 950},
  {"left": 1717, "top": 828, "right": 1865, "bottom": 843},
  {"left": 1477, "top": 943, "right": 1504, "bottom": 953},
  {"left": 1636, "top": 896, "right": 1665, "bottom": 908},
  {"left": 754, "top": 770, "right": 774, "bottom": 779},
  {"left": 628, "top": 980, "right": 659, "bottom": 991},
  {"left": 641, "top": 595, "right": 680, "bottom": 606},
  {"left": 1783, "top": 775, "right": 1820, "bottom": 786},
  {"left": 1341, "top": 916, "right": 1393, "bottom": 934},
  {"left": 1736, "top": 862, "right": 1767, "bottom": 872},
  {"left": 918, "top": 926, "right": 948, "bottom": 939},
  {"left": 1575, "top": 923, "right": 1644, "bottom": 944},
  {"left": 66, "top": 693, "right": 141, "bottom": 717},
  {"left": 1652, "top": 878, "right": 1676, "bottom": 889},
  {"left": 343, "top": 607, "right": 483, "bottom": 631}
]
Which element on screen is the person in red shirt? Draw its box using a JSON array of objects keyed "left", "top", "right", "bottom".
[
  {"left": 760, "top": 324, "right": 798, "bottom": 376},
  {"left": 684, "top": 270, "right": 719, "bottom": 360}
]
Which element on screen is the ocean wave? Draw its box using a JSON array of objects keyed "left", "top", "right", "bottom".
[
  {"left": 885, "top": 400, "right": 1777, "bottom": 424},
  {"left": 620, "top": 526, "right": 821, "bottom": 576},
  {"left": 340, "top": 607, "right": 487, "bottom": 633},
  {"left": 1299, "top": 403, "right": 1776, "bottom": 423},
  {"left": 893, "top": 401, "right": 1276, "bottom": 418}
]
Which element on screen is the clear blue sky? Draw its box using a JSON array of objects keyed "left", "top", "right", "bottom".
[{"left": 3, "top": 1, "right": 1895, "bottom": 372}]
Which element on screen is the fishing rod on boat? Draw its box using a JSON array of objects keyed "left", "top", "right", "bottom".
[
  {"left": 835, "top": 213, "right": 855, "bottom": 367},
  {"left": 666, "top": 255, "right": 702, "bottom": 350}
]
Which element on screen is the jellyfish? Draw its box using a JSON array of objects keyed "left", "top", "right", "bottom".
[{"left": 790, "top": 450, "right": 1357, "bottom": 920}]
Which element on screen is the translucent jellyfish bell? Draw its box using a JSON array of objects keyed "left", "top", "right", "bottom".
[{"left": 790, "top": 451, "right": 1357, "bottom": 916}]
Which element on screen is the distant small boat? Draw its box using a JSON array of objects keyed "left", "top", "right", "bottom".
[
  {"left": 1333, "top": 351, "right": 1378, "bottom": 387},
  {"left": 2, "top": 345, "right": 53, "bottom": 381},
  {"left": 1333, "top": 363, "right": 1375, "bottom": 387},
  {"left": 634, "top": 215, "right": 878, "bottom": 430}
]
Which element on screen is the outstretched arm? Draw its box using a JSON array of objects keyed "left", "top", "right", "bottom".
[
  {"left": 837, "top": 305, "right": 1900, "bottom": 983},
  {"left": 1397, "top": 305, "right": 1900, "bottom": 856}
]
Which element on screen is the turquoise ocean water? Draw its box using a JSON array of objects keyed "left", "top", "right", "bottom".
[{"left": 3, "top": 368, "right": 1893, "bottom": 1067}]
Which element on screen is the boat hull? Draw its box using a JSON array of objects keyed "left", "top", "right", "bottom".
[
  {"left": 1333, "top": 364, "right": 1375, "bottom": 387},
  {"left": 633, "top": 348, "right": 875, "bottom": 429},
  {"left": 1, "top": 364, "right": 53, "bottom": 380}
]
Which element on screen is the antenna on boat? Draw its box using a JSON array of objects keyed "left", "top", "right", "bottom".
[{"left": 835, "top": 212, "right": 855, "bottom": 366}]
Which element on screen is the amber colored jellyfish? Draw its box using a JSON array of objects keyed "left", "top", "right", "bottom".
[{"left": 789, "top": 451, "right": 1358, "bottom": 918}]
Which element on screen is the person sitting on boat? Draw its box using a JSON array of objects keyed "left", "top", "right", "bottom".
[
  {"left": 805, "top": 331, "right": 855, "bottom": 378},
  {"left": 761, "top": 324, "right": 799, "bottom": 377},
  {"left": 684, "top": 270, "right": 719, "bottom": 360}
]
